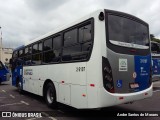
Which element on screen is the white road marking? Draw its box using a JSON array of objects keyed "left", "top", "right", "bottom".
[
  {"left": 0, "top": 102, "right": 23, "bottom": 107},
  {"left": 57, "top": 110, "right": 64, "bottom": 113},
  {"left": 26, "top": 118, "right": 38, "bottom": 120},
  {"left": 42, "top": 112, "right": 57, "bottom": 120},
  {"left": 10, "top": 94, "right": 15, "bottom": 98},
  {"left": 2, "top": 90, "right": 6, "bottom": 92},
  {"left": 21, "top": 100, "right": 29, "bottom": 105},
  {"left": 48, "top": 117, "right": 57, "bottom": 120},
  {"left": 153, "top": 90, "right": 160, "bottom": 92}
]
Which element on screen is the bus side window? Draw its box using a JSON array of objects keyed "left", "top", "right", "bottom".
[
  {"left": 62, "top": 45, "right": 81, "bottom": 61},
  {"left": 64, "top": 28, "right": 78, "bottom": 46},
  {"left": 62, "top": 22, "right": 93, "bottom": 62},
  {"left": 79, "top": 24, "right": 92, "bottom": 42}
]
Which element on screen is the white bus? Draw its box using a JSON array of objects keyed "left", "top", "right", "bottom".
[{"left": 10, "top": 9, "right": 152, "bottom": 109}]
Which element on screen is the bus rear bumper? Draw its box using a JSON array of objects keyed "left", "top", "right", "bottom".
[{"left": 97, "top": 84, "right": 153, "bottom": 108}]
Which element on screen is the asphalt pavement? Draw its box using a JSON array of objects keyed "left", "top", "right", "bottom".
[{"left": 0, "top": 80, "right": 160, "bottom": 120}]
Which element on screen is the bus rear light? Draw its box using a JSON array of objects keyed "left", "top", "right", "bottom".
[
  {"left": 61, "top": 81, "right": 64, "bottom": 83},
  {"left": 119, "top": 97, "right": 124, "bottom": 100},
  {"left": 130, "top": 49, "right": 136, "bottom": 52},
  {"left": 90, "top": 84, "right": 95, "bottom": 87},
  {"left": 105, "top": 75, "right": 112, "bottom": 82},
  {"left": 145, "top": 93, "right": 148, "bottom": 96},
  {"left": 109, "top": 87, "right": 115, "bottom": 93},
  {"left": 82, "top": 94, "right": 86, "bottom": 97},
  {"left": 102, "top": 57, "right": 115, "bottom": 93}
]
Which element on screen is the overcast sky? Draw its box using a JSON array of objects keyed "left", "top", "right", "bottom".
[{"left": 0, "top": 0, "right": 160, "bottom": 48}]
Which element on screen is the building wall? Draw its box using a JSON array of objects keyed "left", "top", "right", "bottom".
[{"left": 0, "top": 48, "right": 13, "bottom": 66}]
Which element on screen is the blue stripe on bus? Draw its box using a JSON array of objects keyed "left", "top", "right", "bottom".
[
  {"left": 12, "top": 66, "right": 23, "bottom": 89},
  {"left": 134, "top": 55, "right": 151, "bottom": 91}
]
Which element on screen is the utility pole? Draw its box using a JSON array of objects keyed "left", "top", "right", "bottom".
[{"left": 0, "top": 26, "right": 2, "bottom": 61}]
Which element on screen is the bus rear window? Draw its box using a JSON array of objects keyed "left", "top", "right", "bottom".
[{"left": 108, "top": 14, "right": 149, "bottom": 49}]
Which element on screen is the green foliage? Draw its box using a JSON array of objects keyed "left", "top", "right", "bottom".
[{"left": 150, "top": 34, "right": 160, "bottom": 43}]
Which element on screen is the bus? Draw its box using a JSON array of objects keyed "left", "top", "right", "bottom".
[
  {"left": 151, "top": 41, "right": 160, "bottom": 82},
  {"left": 0, "top": 61, "right": 10, "bottom": 84},
  {"left": 10, "top": 9, "right": 152, "bottom": 109}
]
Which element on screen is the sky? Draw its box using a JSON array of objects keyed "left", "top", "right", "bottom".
[{"left": 0, "top": 0, "right": 160, "bottom": 48}]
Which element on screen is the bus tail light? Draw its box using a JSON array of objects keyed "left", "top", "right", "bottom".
[
  {"left": 145, "top": 93, "right": 148, "bottom": 96},
  {"left": 119, "top": 97, "right": 124, "bottom": 100},
  {"left": 102, "top": 57, "right": 115, "bottom": 93}
]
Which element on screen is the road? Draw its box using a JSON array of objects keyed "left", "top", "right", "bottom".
[{"left": 0, "top": 80, "right": 160, "bottom": 120}]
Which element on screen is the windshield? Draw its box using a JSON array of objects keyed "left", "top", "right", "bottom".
[
  {"left": 151, "top": 42, "right": 160, "bottom": 54},
  {"left": 108, "top": 14, "right": 149, "bottom": 49}
]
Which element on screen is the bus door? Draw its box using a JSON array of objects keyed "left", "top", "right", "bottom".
[{"left": 11, "top": 58, "right": 23, "bottom": 88}]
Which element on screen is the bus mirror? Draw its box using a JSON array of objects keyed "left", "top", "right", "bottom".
[
  {"left": 9, "top": 58, "right": 12, "bottom": 64},
  {"left": 99, "top": 12, "right": 104, "bottom": 21}
]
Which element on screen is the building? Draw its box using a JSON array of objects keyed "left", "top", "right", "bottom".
[{"left": 0, "top": 48, "right": 13, "bottom": 66}]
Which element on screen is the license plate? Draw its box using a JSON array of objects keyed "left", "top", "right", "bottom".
[{"left": 130, "top": 83, "right": 139, "bottom": 89}]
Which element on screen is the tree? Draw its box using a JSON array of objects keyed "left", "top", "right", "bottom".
[{"left": 150, "top": 34, "right": 160, "bottom": 43}]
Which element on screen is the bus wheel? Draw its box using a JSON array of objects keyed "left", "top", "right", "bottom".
[
  {"left": 17, "top": 80, "right": 23, "bottom": 93},
  {"left": 44, "top": 82, "right": 57, "bottom": 108}
]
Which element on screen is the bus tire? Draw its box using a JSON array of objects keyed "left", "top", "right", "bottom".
[
  {"left": 17, "top": 79, "right": 23, "bottom": 94},
  {"left": 44, "top": 82, "right": 57, "bottom": 108}
]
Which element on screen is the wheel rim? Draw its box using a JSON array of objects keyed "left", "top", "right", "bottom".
[{"left": 47, "top": 88, "right": 54, "bottom": 104}]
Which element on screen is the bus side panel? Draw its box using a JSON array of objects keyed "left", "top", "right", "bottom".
[
  {"left": 86, "top": 13, "right": 104, "bottom": 108},
  {"left": 56, "top": 63, "right": 87, "bottom": 107},
  {"left": 71, "top": 85, "right": 87, "bottom": 108}
]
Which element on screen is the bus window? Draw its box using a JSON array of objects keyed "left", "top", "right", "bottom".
[
  {"left": 53, "top": 36, "right": 62, "bottom": 49},
  {"left": 79, "top": 24, "right": 91, "bottom": 42},
  {"left": 64, "top": 29, "right": 78, "bottom": 46},
  {"left": 44, "top": 38, "right": 52, "bottom": 51}
]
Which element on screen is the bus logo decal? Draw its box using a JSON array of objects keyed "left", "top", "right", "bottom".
[
  {"left": 119, "top": 59, "right": 128, "bottom": 71},
  {"left": 24, "top": 69, "right": 33, "bottom": 75}
]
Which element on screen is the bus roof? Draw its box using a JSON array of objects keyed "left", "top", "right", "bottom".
[
  {"left": 24, "top": 9, "right": 148, "bottom": 46},
  {"left": 13, "top": 45, "right": 25, "bottom": 51},
  {"left": 25, "top": 9, "right": 104, "bottom": 46}
]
